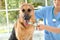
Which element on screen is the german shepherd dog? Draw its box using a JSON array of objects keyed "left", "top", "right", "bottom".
[{"left": 9, "top": 3, "right": 35, "bottom": 40}]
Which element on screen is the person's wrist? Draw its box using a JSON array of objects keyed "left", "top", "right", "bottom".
[{"left": 44, "top": 25, "right": 47, "bottom": 30}]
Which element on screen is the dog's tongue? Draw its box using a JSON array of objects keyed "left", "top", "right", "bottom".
[{"left": 24, "top": 20, "right": 29, "bottom": 26}]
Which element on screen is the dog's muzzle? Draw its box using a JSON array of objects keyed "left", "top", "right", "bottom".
[
  {"left": 22, "top": 9, "right": 32, "bottom": 26},
  {"left": 24, "top": 14, "right": 31, "bottom": 20}
]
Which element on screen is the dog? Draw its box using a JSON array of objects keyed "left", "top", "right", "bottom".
[{"left": 9, "top": 3, "right": 36, "bottom": 40}]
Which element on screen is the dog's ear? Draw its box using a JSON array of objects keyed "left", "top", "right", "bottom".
[
  {"left": 19, "top": 2, "right": 27, "bottom": 8},
  {"left": 20, "top": 3, "right": 34, "bottom": 9}
]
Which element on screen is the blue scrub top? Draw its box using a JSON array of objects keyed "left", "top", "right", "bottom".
[{"left": 35, "top": 6, "right": 60, "bottom": 40}]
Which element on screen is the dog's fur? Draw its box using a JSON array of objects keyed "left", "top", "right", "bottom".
[
  {"left": 9, "top": 28, "right": 17, "bottom": 40},
  {"left": 9, "top": 3, "right": 35, "bottom": 40}
]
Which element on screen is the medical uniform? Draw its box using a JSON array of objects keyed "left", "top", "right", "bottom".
[{"left": 35, "top": 6, "right": 60, "bottom": 40}]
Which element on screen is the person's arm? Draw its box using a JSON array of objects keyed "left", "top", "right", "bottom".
[
  {"left": 37, "top": 24, "right": 60, "bottom": 34},
  {"left": 45, "top": 25, "right": 60, "bottom": 33}
]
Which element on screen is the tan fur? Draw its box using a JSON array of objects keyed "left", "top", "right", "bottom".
[{"left": 14, "top": 3, "right": 35, "bottom": 40}]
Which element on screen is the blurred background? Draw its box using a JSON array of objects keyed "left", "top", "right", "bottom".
[{"left": 0, "top": 0, "right": 53, "bottom": 40}]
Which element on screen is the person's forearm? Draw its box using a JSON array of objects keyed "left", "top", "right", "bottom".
[{"left": 44, "top": 25, "right": 60, "bottom": 34}]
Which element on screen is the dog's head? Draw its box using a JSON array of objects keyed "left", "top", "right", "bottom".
[{"left": 19, "top": 3, "right": 35, "bottom": 27}]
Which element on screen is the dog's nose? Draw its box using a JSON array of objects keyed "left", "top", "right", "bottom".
[{"left": 24, "top": 14, "right": 31, "bottom": 20}]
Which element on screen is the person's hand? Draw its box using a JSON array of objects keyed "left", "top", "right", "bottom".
[{"left": 36, "top": 24, "right": 45, "bottom": 30}]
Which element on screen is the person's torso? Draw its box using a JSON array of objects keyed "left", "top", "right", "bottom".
[{"left": 44, "top": 6, "right": 60, "bottom": 40}]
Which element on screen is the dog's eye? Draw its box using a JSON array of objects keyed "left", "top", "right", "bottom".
[
  {"left": 22, "top": 9, "right": 25, "bottom": 12},
  {"left": 28, "top": 9, "right": 31, "bottom": 12}
]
